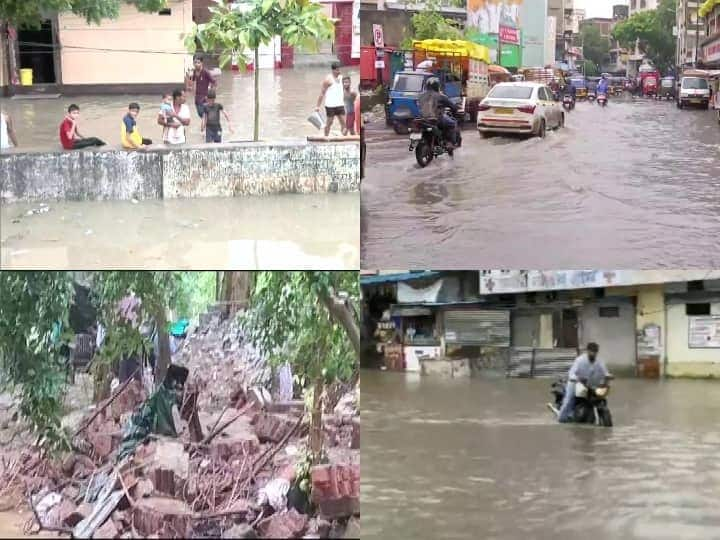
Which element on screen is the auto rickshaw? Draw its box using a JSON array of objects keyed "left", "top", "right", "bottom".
[
  {"left": 659, "top": 76, "right": 676, "bottom": 100},
  {"left": 642, "top": 75, "right": 658, "bottom": 97},
  {"left": 569, "top": 76, "right": 588, "bottom": 99}
]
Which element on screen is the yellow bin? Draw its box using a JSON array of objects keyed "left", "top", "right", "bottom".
[{"left": 20, "top": 68, "right": 33, "bottom": 86}]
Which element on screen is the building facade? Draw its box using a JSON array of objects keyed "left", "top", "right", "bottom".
[
  {"left": 677, "top": 0, "right": 704, "bottom": 68},
  {"left": 699, "top": 0, "right": 720, "bottom": 68},
  {"left": 547, "top": 0, "right": 584, "bottom": 64},
  {"left": 362, "top": 270, "right": 720, "bottom": 378},
  {"left": 629, "top": 0, "right": 659, "bottom": 15}
]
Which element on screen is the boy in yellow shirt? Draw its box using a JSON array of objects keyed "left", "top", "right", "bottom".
[{"left": 121, "top": 103, "right": 152, "bottom": 150}]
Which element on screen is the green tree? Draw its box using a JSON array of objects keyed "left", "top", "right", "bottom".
[
  {"left": 93, "top": 272, "right": 184, "bottom": 397},
  {"left": 0, "top": 272, "right": 75, "bottom": 452},
  {"left": 401, "top": 1, "right": 464, "bottom": 49},
  {"left": 579, "top": 25, "right": 609, "bottom": 70},
  {"left": 186, "top": 0, "right": 335, "bottom": 142},
  {"left": 0, "top": 0, "right": 168, "bottom": 28},
  {"left": 242, "top": 272, "right": 358, "bottom": 464},
  {"left": 612, "top": 0, "right": 676, "bottom": 72}
]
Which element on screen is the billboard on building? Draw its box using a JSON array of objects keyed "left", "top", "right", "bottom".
[
  {"left": 688, "top": 316, "right": 720, "bottom": 348},
  {"left": 479, "top": 270, "right": 720, "bottom": 295},
  {"left": 467, "top": 0, "right": 524, "bottom": 67}
]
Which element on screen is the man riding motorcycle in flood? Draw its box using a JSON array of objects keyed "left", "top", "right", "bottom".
[
  {"left": 418, "top": 77, "right": 459, "bottom": 150},
  {"left": 563, "top": 79, "right": 577, "bottom": 104},
  {"left": 597, "top": 76, "right": 610, "bottom": 99},
  {"left": 557, "top": 342, "right": 610, "bottom": 423}
]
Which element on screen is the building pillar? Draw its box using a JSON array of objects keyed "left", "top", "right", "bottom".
[{"left": 635, "top": 284, "right": 666, "bottom": 377}]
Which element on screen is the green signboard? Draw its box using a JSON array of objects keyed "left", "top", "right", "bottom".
[{"left": 466, "top": 31, "right": 522, "bottom": 68}]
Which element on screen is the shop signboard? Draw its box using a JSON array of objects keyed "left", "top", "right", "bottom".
[
  {"left": 467, "top": 0, "right": 523, "bottom": 67},
  {"left": 688, "top": 316, "right": 720, "bottom": 348},
  {"left": 702, "top": 38, "right": 720, "bottom": 65}
]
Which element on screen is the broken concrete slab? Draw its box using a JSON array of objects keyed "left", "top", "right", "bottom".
[
  {"left": 95, "top": 517, "right": 119, "bottom": 539},
  {"left": 146, "top": 438, "right": 189, "bottom": 497},
  {"left": 132, "top": 497, "right": 193, "bottom": 538},
  {"left": 258, "top": 508, "right": 308, "bottom": 539}
]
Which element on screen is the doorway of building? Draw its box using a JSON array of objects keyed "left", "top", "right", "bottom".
[
  {"left": 17, "top": 20, "right": 56, "bottom": 84},
  {"left": 558, "top": 309, "right": 579, "bottom": 349}
]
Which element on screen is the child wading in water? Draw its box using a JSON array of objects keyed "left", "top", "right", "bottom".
[
  {"left": 201, "top": 90, "right": 233, "bottom": 143},
  {"left": 343, "top": 76, "right": 357, "bottom": 136}
]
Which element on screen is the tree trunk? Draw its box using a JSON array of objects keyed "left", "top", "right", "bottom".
[
  {"left": 254, "top": 48, "right": 260, "bottom": 142},
  {"left": 219, "top": 272, "right": 252, "bottom": 318},
  {"left": 318, "top": 292, "right": 360, "bottom": 355},
  {"left": 155, "top": 308, "right": 171, "bottom": 386},
  {"left": 309, "top": 376, "right": 324, "bottom": 465}
]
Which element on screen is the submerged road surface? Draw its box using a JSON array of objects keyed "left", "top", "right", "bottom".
[
  {"left": 0, "top": 194, "right": 359, "bottom": 269},
  {"left": 361, "top": 98, "right": 720, "bottom": 268},
  {"left": 362, "top": 370, "right": 720, "bottom": 540}
]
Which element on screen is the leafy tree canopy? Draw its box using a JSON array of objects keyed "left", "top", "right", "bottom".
[
  {"left": 612, "top": 0, "right": 676, "bottom": 73},
  {"left": 1, "top": 0, "right": 168, "bottom": 29}
]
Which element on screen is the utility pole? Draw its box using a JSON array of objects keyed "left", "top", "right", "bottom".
[{"left": 694, "top": 2, "right": 700, "bottom": 68}]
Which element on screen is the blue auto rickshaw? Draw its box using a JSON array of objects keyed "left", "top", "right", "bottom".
[{"left": 387, "top": 69, "right": 464, "bottom": 134}]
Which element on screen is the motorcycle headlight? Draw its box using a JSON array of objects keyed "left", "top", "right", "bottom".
[{"left": 595, "top": 387, "right": 609, "bottom": 398}]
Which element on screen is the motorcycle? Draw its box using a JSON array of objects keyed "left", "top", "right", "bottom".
[
  {"left": 597, "top": 93, "right": 608, "bottom": 107},
  {"left": 408, "top": 109, "right": 462, "bottom": 168},
  {"left": 562, "top": 94, "right": 575, "bottom": 111},
  {"left": 547, "top": 377, "right": 613, "bottom": 427},
  {"left": 587, "top": 91, "right": 597, "bottom": 102}
]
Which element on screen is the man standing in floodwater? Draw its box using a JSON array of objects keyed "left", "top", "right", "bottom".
[
  {"left": 59, "top": 105, "right": 106, "bottom": 150},
  {"left": 557, "top": 343, "right": 610, "bottom": 423},
  {"left": 161, "top": 89, "right": 191, "bottom": 145},
  {"left": 187, "top": 54, "right": 217, "bottom": 119},
  {"left": 316, "top": 61, "right": 345, "bottom": 137}
]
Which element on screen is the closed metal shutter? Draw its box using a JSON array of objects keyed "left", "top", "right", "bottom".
[
  {"left": 444, "top": 310, "right": 510, "bottom": 346},
  {"left": 507, "top": 348, "right": 577, "bottom": 378}
]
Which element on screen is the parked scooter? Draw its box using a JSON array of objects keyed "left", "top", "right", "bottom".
[
  {"left": 597, "top": 93, "right": 608, "bottom": 107},
  {"left": 408, "top": 109, "right": 462, "bottom": 168},
  {"left": 547, "top": 377, "right": 613, "bottom": 427}
]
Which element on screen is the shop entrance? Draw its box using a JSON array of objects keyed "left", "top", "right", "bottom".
[{"left": 17, "top": 20, "right": 57, "bottom": 84}]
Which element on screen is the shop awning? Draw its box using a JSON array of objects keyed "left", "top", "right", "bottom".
[
  {"left": 488, "top": 64, "right": 511, "bottom": 75},
  {"left": 390, "top": 305, "right": 434, "bottom": 317},
  {"left": 700, "top": 0, "right": 719, "bottom": 18},
  {"left": 412, "top": 39, "right": 491, "bottom": 64},
  {"left": 360, "top": 271, "right": 442, "bottom": 285}
]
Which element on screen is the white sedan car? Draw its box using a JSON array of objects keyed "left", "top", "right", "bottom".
[{"left": 477, "top": 82, "right": 564, "bottom": 138}]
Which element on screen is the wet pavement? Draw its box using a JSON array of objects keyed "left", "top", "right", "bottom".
[
  {"left": 361, "top": 98, "right": 720, "bottom": 268},
  {"left": 1, "top": 67, "right": 358, "bottom": 149},
  {"left": 0, "top": 194, "right": 358, "bottom": 269},
  {"left": 361, "top": 369, "right": 720, "bottom": 540}
]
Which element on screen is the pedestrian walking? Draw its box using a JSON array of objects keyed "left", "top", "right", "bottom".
[
  {"left": 186, "top": 54, "right": 217, "bottom": 119},
  {"left": 343, "top": 76, "right": 357, "bottom": 136},
  {"left": 201, "top": 89, "right": 233, "bottom": 143},
  {"left": 161, "top": 88, "right": 191, "bottom": 145},
  {"left": 59, "top": 104, "right": 106, "bottom": 150},
  {"left": 316, "top": 61, "right": 345, "bottom": 137},
  {"left": 121, "top": 103, "right": 152, "bottom": 150},
  {"left": 1, "top": 111, "right": 19, "bottom": 149}
]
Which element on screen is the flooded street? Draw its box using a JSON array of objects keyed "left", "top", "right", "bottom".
[
  {"left": 0, "top": 194, "right": 358, "bottom": 269},
  {"left": 1, "top": 67, "right": 358, "bottom": 149},
  {"left": 361, "top": 99, "right": 720, "bottom": 268},
  {"left": 362, "top": 370, "right": 720, "bottom": 540}
]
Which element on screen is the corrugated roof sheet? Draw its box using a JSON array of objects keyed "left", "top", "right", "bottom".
[{"left": 360, "top": 271, "right": 442, "bottom": 285}]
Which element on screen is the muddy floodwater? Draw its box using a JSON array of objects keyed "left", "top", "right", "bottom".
[
  {"left": 1, "top": 67, "right": 358, "bottom": 149},
  {"left": 0, "top": 194, "right": 358, "bottom": 269},
  {"left": 361, "top": 98, "right": 720, "bottom": 268},
  {"left": 362, "top": 370, "right": 720, "bottom": 540}
]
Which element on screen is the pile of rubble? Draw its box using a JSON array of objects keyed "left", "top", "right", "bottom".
[
  {"left": 0, "top": 314, "right": 361, "bottom": 538},
  {"left": 173, "top": 309, "right": 272, "bottom": 414}
]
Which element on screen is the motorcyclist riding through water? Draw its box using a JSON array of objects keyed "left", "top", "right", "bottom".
[
  {"left": 597, "top": 75, "right": 610, "bottom": 97},
  {"left": 557, "top": 342, "right": 610, "bottom": 423},
  {"left": 419, "top": 77, "right": 459, "bottom": 149},
  {"left": 563, "top": 80, "right": 577, "bottom": 102}
]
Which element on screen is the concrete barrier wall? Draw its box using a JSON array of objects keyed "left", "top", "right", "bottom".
[{"left": 0, "top": 141, "right": 359, "bottom": 203}]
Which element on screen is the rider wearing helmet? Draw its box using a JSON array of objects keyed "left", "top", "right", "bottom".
[
  {"left": 597, "top": 75, "right": 610, "bottom": 96},
  {"left": 419, "top": 77, "right": 459, "bottom": 148}
]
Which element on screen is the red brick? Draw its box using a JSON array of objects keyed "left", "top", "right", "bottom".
[
  {"left": 258, "top": 508, "right": 308, "bottom": 538},
  {"left": 310, "top": 464, "right": 360, "bottom": 519}
]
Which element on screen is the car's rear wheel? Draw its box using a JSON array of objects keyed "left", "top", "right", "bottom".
[
  {"left": 558, "top": 113, "right": 565, "bottom": 128},
  {"left": 393, "top": 121, "right": 410, "bottom": 135},
  {"left": 537, "top": 119, "right": 546, "bottom": 139},
  {"left": 480, "top": 131, "right": 492, "bottom": 139}
]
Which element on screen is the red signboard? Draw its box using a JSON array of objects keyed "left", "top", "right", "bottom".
[
  {"left": 704, "top": 38, "right": 720, "bottom": 64},
  {"left": 499, "top": 25, "right": 519, "bottom": 45}
]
